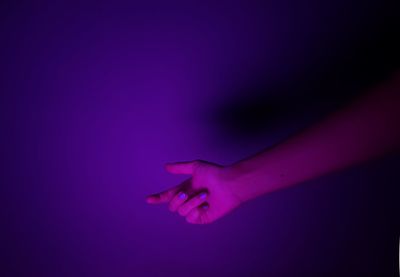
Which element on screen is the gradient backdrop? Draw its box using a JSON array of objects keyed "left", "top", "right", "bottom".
[{"left": 1, "top": 1, "right": 399, "bottom": 276}]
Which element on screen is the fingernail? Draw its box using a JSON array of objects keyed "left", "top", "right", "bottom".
[
  {"left": 199, "top": 192, "right": 207, "bottom": 199},
  {"left": 178, "top": 192, "right": 187, "bottom": 199}
]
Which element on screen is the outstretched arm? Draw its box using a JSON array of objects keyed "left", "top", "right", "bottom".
[{"left": 146, "top": 72, "right": 400, "bottom": 224}]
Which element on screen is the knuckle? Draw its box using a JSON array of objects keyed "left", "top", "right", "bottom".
[{"left": 187, "top": 199, "right": 196, "bottom": 208}]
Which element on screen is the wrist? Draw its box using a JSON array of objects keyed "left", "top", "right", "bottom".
[{"left": 220, "top": 162, "right": 269, "bottom": 203}]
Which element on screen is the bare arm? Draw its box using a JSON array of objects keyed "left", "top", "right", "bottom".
[
  {"left": 146, "top": 72, "right": 400, "bottom": 224},
  {"left": 228, "top": 71, "right": 400, "bottom": 202}
]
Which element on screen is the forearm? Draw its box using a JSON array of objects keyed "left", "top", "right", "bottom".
[{"left": 228, "top": 72, "right": 400, "bottom": 202}]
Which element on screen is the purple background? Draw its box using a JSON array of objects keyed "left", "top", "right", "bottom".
[{"left": 1, "top": 1, "right": 399, "bottom": 276}]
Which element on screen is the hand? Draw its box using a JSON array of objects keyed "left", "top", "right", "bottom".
[{"left": 146, "top": 160, "right": 243, "bottom": 224}]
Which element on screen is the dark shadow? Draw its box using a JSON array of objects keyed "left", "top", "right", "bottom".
[{"left": 212, "top": 12, "right": 399, "bottom": 139}]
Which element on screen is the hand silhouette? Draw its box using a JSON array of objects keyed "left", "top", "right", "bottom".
[{"left": 146, "top": 160, "right": 243, "bottom": 224}]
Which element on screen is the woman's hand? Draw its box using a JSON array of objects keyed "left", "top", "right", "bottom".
[
  {"left": 146, "top": 73, "right": 400, "bottom": 225},
  {"left": 146, "top": 160, "right": 243, "bottom": 224}
]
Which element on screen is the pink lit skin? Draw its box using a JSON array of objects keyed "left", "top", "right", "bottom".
[
  {"left": 146, "top": 161, "right": 243, "bottom": 224},
  {"left": 146, "top": 72, "right": 400, "bottom": 224}
]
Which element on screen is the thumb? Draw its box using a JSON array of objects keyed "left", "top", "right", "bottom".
[{"left": 164, "top": 160, "right": 200, "bottom": 175}]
